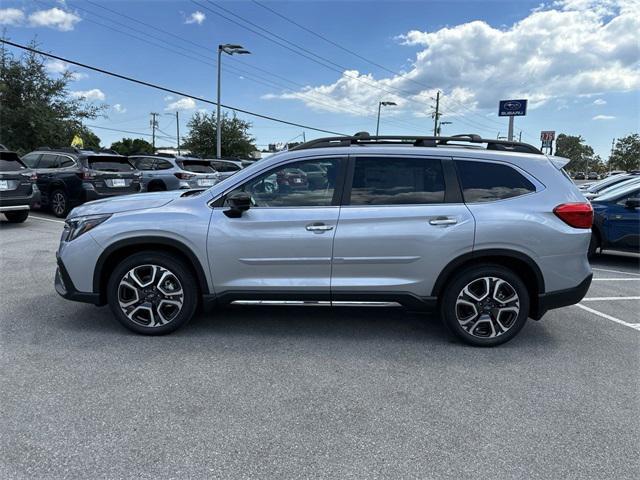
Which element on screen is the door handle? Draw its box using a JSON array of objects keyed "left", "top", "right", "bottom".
[
  {"left": 306, "top": 223, "right": 334, "bottom": 232},
  {"left": 429, "top": 216, "right": 458, "bottom": 226}
]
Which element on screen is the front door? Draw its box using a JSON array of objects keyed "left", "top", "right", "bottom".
[
  {"left": 207, "top": 157, "right": 345, "bottom": 299},
  {"left": 331, "top": 155, "right": 475, "bottom": 301}
]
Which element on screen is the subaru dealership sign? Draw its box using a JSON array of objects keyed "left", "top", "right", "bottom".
[{"left": 498, "top": 99, "right": 528, "bottom": 116}]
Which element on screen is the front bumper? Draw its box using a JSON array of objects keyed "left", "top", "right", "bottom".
[
  {"left": 532, "top": 273, "right": 592, "bottom": 319},
  {"left": 55, "top": 254, "right": 101, "bottom": 305}
]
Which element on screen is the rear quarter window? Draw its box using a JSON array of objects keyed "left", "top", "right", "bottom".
[
  {"left": 88, "top": 156, "right": 135, "bottom": 172},
  {"left": 456, "top": 160, "right": 536, "bottom": 203}
]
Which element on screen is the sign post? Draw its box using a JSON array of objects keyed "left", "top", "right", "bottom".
[{"left": 498, "top": 99, "right": 527, "bottom": 141}]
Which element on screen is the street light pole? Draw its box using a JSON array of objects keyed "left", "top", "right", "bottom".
[
  {"left": 216, "top": 44, "right": 251, "bottom": 159},
  {"left": 376, "top": 101, "right": 397, "bottom": 136}
]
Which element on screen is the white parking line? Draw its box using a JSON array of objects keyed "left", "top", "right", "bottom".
[
  {"left": 591, "top": 278, "right": 640, "bottom": 281},
  {"left": 29, "top": 215, "right": 65, "bottom": 225},
  {"left": 592, "top": 267, "right": 640, "bottom": 277},
  {"left": 582, "top": 297, "right": 640, "bottom": 301},
  {"left": 576, "top": 304, "right": 640, "bottom": 331}
]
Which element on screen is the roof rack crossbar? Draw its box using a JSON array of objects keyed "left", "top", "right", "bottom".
[{"left": 289, "top": 133, "right": 542, "bottom": 154}]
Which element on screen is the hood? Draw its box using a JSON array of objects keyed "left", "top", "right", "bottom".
[{"left": 68, "top": 190, "right": 186, "bottom": 217}]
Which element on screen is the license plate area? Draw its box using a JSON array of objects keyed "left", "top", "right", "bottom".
[
  {"left": 110, "top": 179, "right": 126, "bottom": 187},
  {"left": 0, "top": 180, "right": 9, "bottom": 191},
  {"left": 198, "top": 179, "right": 215, "bottom": 186}
]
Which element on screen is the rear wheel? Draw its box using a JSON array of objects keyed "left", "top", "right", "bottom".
[
  {"left": 441, "top": 264, "right": 530, "bottom": 347},
  {"left": 50, "top": 189, "right": 69, "bottom": 218},
  {"left": 4, "top": 210, "right": 29, "bottom": 223},
  {"left": 107, "top": 251, "right": 198, "bottom": 335}
]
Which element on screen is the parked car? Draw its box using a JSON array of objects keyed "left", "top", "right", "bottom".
[
  {"left": 574, "top": 172, "right": 586, "bottom": 180},
  {"left": 587, "top": 172, "right": 600, "bottom": 180},
  {"left": 129, "top": 155, "right": 220, "bottom": 191},
  {"left": 606, "top": 170, "right": 626, "bottom": 177},
  {"left": 590, "top": 182, "right": 640, "bottom": 256},
  {"left": 580, "top": 173, "right": 638, "bottom": 196},
  {"left": 585, "top": 177, "right": 640, "bottom": 200},
  {"left": 55, "top": 133, "right": 593, "bottom": 347},
  {"left": 207, "top": 159, "right": 242, "bottom": 182},
  {"left": 0, "top": 149, "right": 41, "bottom": 223}
]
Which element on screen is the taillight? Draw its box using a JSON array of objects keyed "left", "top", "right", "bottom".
[
  {"left": 30, "top": 172, "right": 37, "bottom": 181},
  {"left": 174, "top": 172, "right": 195, "bottom": 180},
  {"left": 79, "top": 169, "right": 96, "bottom": 180},
  {"left": 553, "top": 203, "right": 593, "bottom": 229}
]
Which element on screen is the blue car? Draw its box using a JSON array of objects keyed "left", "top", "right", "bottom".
[{"left": 590, "top": 182, "right": 640, "bottom": 257}]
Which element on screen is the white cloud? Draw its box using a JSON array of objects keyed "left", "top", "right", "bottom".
[
  {"left": 29, "top": 7, "right": 80, "bottom": 31},
  {"left": 185, "top": 11, "right": 205, "bottom": 25},
  {"left": 165, "top": 97, "right": 196, "bottom": 111},
  {"left": 592, "top": 98, "right": 607, "bottom": 105},
  {"left": 45, "top": 59, "right": 87, "bottom": 80},
  {"left": 164, "top": 95, "right": 174, "bottom": 101},
  {"left": 265, "top": 0, "right": 640, "bottom": 121},
  {"left": 592, "top": 114, "right": 616, "bottom": 120},
  {"left": 70, "top": 89, "right": 106, "bottom": 101},
  {"left": 113, "top": 104, "right": 127, "bottom": 114},
  {"left": 0, "top": 8, "right": 25, "bottom": 25}
]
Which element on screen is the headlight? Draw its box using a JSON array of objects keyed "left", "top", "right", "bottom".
[{"left": 63, "top": 214, "right": 112, "bottom": 242}]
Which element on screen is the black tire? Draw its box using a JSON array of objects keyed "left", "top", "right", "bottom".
[
  {"left": 147, "top": 181, "right": 166, "bottom": 192},
  {"left": 4, "top": 210, "right": 29, "bottom": 223},
  {"left": 588, "top": 231, "right": 600, "bottom": 259},
  {"left": 107, "top": 251, "right": 198, "bottom": 335},
  {"left": 50, "top": 189, "right": 69, "bottom": 218},
  {"left": 440, "top": 264, "right": 530, "bottom": 347}
]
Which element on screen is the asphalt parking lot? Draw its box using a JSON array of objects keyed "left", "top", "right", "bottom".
[{"left": 1, "top": 213, "right": 639, "bottom": 479}]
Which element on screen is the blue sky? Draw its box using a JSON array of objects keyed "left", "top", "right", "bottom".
[{"left": 1, "top": 0, "right": 638, "bottom": 159}]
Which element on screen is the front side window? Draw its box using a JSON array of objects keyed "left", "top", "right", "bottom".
[
  {"left": 456, "top": 160, "right": 536, "bottom": 203},
  {"left": 349, "top": 157, "right": 445, "bottom": 205},
  {"left": 228, "top": 158, "right": 341, "bottom": 207},
  {"left": 21, "top": 153, "right": 40, "bottom": 168},
  {"left": 616, "top": 188, "right": 640, "bottom": 206}
]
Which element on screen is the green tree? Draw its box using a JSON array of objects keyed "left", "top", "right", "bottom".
[
  {"left": 609, "top": 134, "right": 640, "bottom": 171},
  {"left": 110, "top": 137, "right": 154, "bottom": 155},
  {"left": 555, "top": 134, "right": 598, "bottom": 172},
  {"left": 181, "top": 111, "right": 255, "bottom": 158},
  {"left": 0, "top": 39, "right": 104, "bottom": 154}
]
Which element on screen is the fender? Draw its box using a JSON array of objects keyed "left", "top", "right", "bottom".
[
  {"left": 92, "top": 236, "right": 211, "bottom": 295},
  {"left": 431, "top": 248, "right": 545, "bottom": 297}
]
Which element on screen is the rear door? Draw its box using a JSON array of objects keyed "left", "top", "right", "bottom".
[{"left": 330, "top": 155, "right": 475, "bottom": 301}]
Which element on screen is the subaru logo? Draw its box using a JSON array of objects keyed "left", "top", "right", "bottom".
[{"left": 504, "top": 101, "right": 522, "bottom": 110}]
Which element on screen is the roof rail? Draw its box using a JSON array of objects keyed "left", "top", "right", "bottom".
[{"left": 289, "top": 132, "right": 542, "bottom": 155}]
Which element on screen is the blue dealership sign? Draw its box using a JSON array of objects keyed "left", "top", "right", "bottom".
[{"left": 498, "top": 99, "right": 528, "bottom": 116}]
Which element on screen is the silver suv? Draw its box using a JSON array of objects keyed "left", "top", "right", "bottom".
[
  {"left": 55, "top": 134, "right": 593, "bottom": 346},
  {"left": 129, "top": 155, "right": 220, "bottom": 191}
]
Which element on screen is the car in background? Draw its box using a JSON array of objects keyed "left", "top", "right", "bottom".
[
  {"left": 207, "top": 159, "right": 243, "bottom": 182},
  {"left": 590, "top": 182, "right": 640, "bottom": 257},
  {"left": 574, "top": 172, "right": 586, "bottom": 180},
  {"left": 584, "top": 176, "right": 640, "bottom": 200},
  {"left": 21, "top": 147, "right": 141, "bottom": 218},
  {"left": 587, "top": 172, "right": 600, "bottom": 180},
  {"left": 606, "top": 170, "right": 626, "bottom": 177},
  {"left": 579, "top": 173, "right": 637, "bottom": 194},
  {"left": 0, "top": 149, "right": 41, "bottom": 223},
  {"left": 129, "top": 155, "right": 220, "bottom": 192}
]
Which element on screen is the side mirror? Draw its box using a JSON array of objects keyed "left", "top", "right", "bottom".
[
  {"left": 624, "top": 198, "right": 640, "bottom": 209},
  {"left": 224, "top": 192, "right": 252, "bottom": 218}
]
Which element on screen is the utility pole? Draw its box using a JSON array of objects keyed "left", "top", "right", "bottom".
[
  {"left": 609, "top": 138, "right": 615, "bottom": 173},
  {"left": 150, "top": 112, "right": 159, "bottom": 151},
  {"left": 433, "top": 91, "right": 441, "bottom": 136},
  {"left": 302, "top": 131, "right": 306, "bottom": 142},
  {"left": 176, "top": 111, "right": 180, "bottom": 155},
  {"left": 518, "top": 131, "right": 522, "bottom": 142}
]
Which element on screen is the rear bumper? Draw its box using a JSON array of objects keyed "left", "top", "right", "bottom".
[
  {"left": 532, "top": 273, "right": 592, "bottom": 319},
  {"left": 55, "top": 254, "right": 101, "bottom": 305},
  {"left": 82, "top": 184, "right": 142, "bottom": 202},
  {"left": 0, "top": 189, "right": 41, "bottom": 210}
]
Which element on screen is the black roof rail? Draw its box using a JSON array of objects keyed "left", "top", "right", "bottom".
[{"left": 289, "top": 132, "right": 542, "bottom": 155}]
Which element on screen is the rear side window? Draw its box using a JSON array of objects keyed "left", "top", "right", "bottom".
[
  {"left": 350, "top": 157, "right": 445, "bottom": 205},
  {"left": 88, "top": 156, "right": 134, "bottom": 172},
  {"left": 179, "top": 160, "right": 215, "bottom": 173},
  {"left": 133, "top": 157, "right": 156, "bottom": 170},
  {"left": 155, "top": 160, "right": 173, "bottom": 170},
  {"left": 38, "top": 154, "right": 59, "bottom": 169},
  {"left": 0, "top": 151, "right": 26, "bottom": 171},
  {"left": 58, "top": 155, "right": 76, "bottom": 168},
  {"left": 456, "top": 160, "right": 535, "bottom": 203}
]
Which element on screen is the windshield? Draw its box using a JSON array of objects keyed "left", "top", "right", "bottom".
[
  {"left": 594, "top": 178, "right": 640, "bottom": 201},
  {"left": 88, "top": 156, "right": 135, "bottom": 172}
]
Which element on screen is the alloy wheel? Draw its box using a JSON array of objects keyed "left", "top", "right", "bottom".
[
  {"left": 455, "top": 276, "right": 520, "bottom": 339},
  {"left": 52, "top": 192, "right": 66, "bottom": 216},
  {"left": 117, "top": 264, "right": 184, "bottom": 328}
]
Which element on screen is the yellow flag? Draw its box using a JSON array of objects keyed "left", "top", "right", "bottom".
[{"left": 71, "top": 135, "right": 84, "bottom": 148}]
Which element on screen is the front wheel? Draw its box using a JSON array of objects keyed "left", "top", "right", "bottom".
[
  {"left": 441, "top": 265, "right": 530, "bottom": 347},
  {"left": 4, "top": 210, "right": 29, "bottom": 223},
  {"left": 107, "top": 252, "right": 198, "bottom": 335}
]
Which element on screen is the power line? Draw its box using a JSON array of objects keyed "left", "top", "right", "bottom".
[
  {"left": 87, "top": 124, "right": 174, "bottom": 140},
  {"left": 0, "top": 40, "right": 348, "bottom": 136}
]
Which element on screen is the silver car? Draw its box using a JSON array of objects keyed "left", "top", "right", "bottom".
[
  {"left": 130, "top": 155, "right": 220, "bottom": 191},
  {"left": 55, "top": 134, "right": 593, "bottom": 346}
]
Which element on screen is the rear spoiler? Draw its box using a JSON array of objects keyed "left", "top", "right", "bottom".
[{"left": 547, "top": 155, "right": 570, "bottom": 169}]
